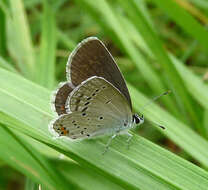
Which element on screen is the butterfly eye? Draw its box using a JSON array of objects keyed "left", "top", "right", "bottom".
[{"left": 133, "top": 114, "right": 140, "bottom": 124}]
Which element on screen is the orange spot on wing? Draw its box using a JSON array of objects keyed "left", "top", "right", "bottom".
[{"left": 61, "top": 127, "right": 65, "bottom": 131}]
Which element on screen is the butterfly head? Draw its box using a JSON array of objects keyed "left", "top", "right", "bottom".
[{"left": 132, "top": 114, "right": 144, "bottom": 126}]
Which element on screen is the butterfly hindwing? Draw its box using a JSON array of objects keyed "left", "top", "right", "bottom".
[
  {"left": 51, "top": 82, "right": 75, "bottom": 115},
  {"left": 52, "top": 77, "right": 132, "bottom": 140}
]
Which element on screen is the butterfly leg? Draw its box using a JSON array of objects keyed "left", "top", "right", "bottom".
[
  {"left": 102, "top": 134, "right": 117, "bottom": 155},
  {"left": 126, "top": 132, "right": 133, "bottom": 149}
]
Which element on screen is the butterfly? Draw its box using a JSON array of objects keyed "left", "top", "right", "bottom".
[{"left": 49, "top": 37, "right": 144, "bottom": 152}]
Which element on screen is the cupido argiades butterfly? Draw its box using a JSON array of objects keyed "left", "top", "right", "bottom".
[{"left": 49, "top": 37, "right": 144, "bottom": 152}]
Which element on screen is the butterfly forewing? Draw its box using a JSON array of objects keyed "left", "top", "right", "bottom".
[
  {"left": 66, "top": 37, "right": 132, "bottom": 109},
  {"left": 52, "top": 77, "right": 132, "bottom": 140}
]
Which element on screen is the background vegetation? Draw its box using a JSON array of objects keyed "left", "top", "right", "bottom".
[{"left": 0, "top": 0, "right": 208, "bottom": 189}]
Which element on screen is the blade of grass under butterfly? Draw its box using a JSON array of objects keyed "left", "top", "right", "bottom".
[
  {"left": 117, "top": 0, "right": 201, "bottom": 132},
  {"left": 8, "top": 0, "right": 35, "bottom": 80},
  {"left": 75, "top": 0, "right": 179, "bottom": 120},
  {"left": 0, "top": 56, "right": 17, "bottom": 73},
  {"left": 0, "top": 126, "right": 72, "bottom": 190},
  {"left": 36, "top": 1, "right": 56, "bottom": 89},
  {"left": 1, "top": 69, "right": 208, "bottom": 189},
  {"left": 56, "top": 160, "right": 129, "bottom": 190}
]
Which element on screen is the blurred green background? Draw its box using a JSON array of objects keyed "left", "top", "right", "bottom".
[{"left": 0, "top": 0, "right": 208, "bottom": 189}]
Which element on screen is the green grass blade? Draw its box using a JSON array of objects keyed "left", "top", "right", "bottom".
[
  {"left": 188, "top": 0, "right": 208, "bottom": 9},
  {"left": 8, "top": 0, "right": 35, "bottom": 80},
  {"left": 1, "top": 68, "right": 208, "bottom": 189},
  {"left": 57, "top": 161, "right": 124, "bottom": 190},
  {"left": 36, "top": 1, "right": 56, "bottom": 89},
  {"left": 170, "top": 55, "right": 208, "bottom": 110},
  {"left": 57, "top": 30, "right": 76, "bottom": 51},
  {"left": 150, "top": 0, "right": 208, "bottom": 52},
  {"left": 0, "top": 56, "right": 17, "bottom": 73},
  {"left": 0, "top": 6, "right": 6, "bottom": 57}
]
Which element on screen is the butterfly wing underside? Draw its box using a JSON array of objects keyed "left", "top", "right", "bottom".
[{"left": 52, "top": 77, "right": 132, "bottom": 140}]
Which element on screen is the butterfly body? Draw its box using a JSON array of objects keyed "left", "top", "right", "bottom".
[{"left": 49, "top": 37, "right": 144, "bottom": 146}]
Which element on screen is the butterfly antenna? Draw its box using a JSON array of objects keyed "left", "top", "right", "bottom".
[
  {"left": 139, "top": 90, "right": 171, "bottom": 130},
  {"left": 150, "top": 120, "right": 165, "bottom": 130},
  {"left": 141, "top": 114, "right": 165, "bottom": 130},
  {"left": 140, "top": 90, "right": 171, "bottom": 113}
]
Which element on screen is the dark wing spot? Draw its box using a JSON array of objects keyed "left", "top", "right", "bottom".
[
  {"left": 102, "top": 86, "right": 106, "bottom": 89},
  {"left": 72, "top": 120, "right": 76, "bottom": 123},
  {"left": 95, "top": 89, "right": 99, "bottom": 92},
  {"left": 99, "top": 116, "right": 103, "bottom": 120},
  {"left": 105, "top": 99, "right": 112, "bottom": 104},
  {"left": 84, "top": 128, "right": 87, "bottom": 130},
  {"left": 87, "top": 97, "right": 91, "bottom": 100},
  {"left": 81, "top": 131, "right": 84, "bottom": 135},
  {"left": 82, "top": 113, "right": 86, "bottom": 116},
  {"left": 85, "top": 102, "right": 90, "bottom": 106},
  {"left": 82, "top": 107, "right": 88, "bottom": 112},
  {"left": 92, "top": 93, "right": 96, "bottom": 96},
  {"left": 77, "top": 126, "right": 80, "bottom": 128},
  {"left": 87, "top": 134, "right": 90, "bottom": 137}
]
